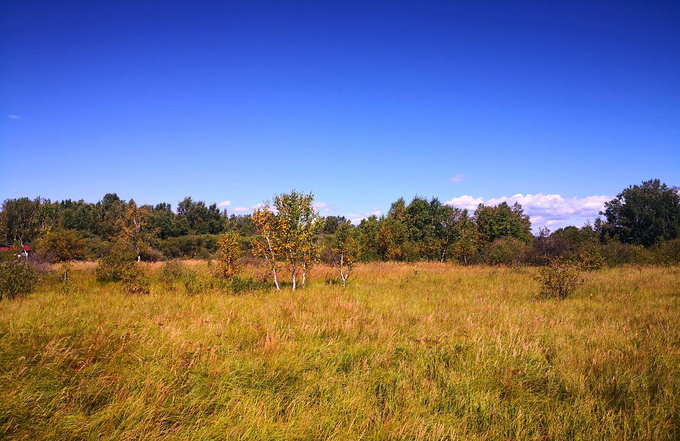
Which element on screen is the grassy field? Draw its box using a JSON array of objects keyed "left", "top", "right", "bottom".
[{"left": 1, "top": 262, "right": 679, "bottom": 440}]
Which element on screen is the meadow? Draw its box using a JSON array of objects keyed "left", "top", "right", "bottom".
[{"left": 0, "top": 262, "right": 678, "bottom": 440}]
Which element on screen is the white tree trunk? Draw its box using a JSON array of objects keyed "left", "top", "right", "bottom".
[
  {"left": 302, "top": 261, "right": 307, "bottom": 288},
  {"left": 273, "top": 266, "right": 280, "bottom": 291},
  {"left": 291, "top": 262, "right": 296, "bottom": 291}
]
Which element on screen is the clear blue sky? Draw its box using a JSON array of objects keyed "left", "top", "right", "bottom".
[{"left": 2, "top": 1, "right": 678, "bottom": 229}]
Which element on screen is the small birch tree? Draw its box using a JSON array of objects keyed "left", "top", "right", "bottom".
[
  {"left": 252, "top": 204, "right": 281, "bottom": 290},
  {"left": 333, "top": 222, "right": 361, "bottom": 287},
  {"left": 118, "top": 200, "right": 154, "bottom": 261},
  {"left": 274, "top": 190, "right": 320, "bottom": 291},
  {"left": 216, "top": 230, "right": 241, "bottom": 280}
]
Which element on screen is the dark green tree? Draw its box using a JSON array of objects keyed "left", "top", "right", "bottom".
[
  {"left": 148, "top": 203, "right": 188, "bottom": 239},
  {"left": 474, "top": 202, "right": 532, "bottom": 245},
  {"left": 0, "top": 197, "right": 43, "bottom": 245},
  {"left": 96, "top": 193, "right": 126, "bottom": 240},
  {"left": 177, "top": 197, "right": 226, "bottom": 235},
  {"left": 600, "top": 179, "right": 680, "bottom": 247}
]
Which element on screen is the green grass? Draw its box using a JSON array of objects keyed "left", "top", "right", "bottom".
[{"left": 1, "top": 262, "right": 679, "bottom": 440}]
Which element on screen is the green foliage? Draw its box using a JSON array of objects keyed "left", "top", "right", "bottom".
[
  {"left": 158, "top": 234, "right": 219, "bottom": 258},
  {"left": 578, "top": 242, "right": 605, "bottom": 270},
  {"left": 96, "top": 193, "right": 126, "bottom": 240},
  {"left": 177, "top": 197, "right": 226, "bottom": 235},
  {"left": 96, "top": 245, "right": 136, "bottom": 282},
  {"left": 474, "top": 202, "right": 532, "bottom": 245},
  {"left": 121, "top": 264, "right": 150, "bottom": 295},
  {"left": 0, "top": 254, "right": 39, "bottom": 300},
  {"left": 229, "top": 275, "right": 270, "bottom": 294},
  {"left": 216, "top": 231, "right": 242, "bottom": 279},
  {"left": 159, "top": 259, "right": 187, "bottom": 286},
  {"left": 37, "top": 228, "right": 87, "bottom": 262},
  {"left": 601, "top": 179, "right": 680, "bottom": 247},
  {"left": 479, "top": 237, "right": 529, "bottom": 265},
  {"left": 0, "top": 197, "right": 45, "bottom": 244},
  {"left": 273, "top": 190, "right": 322, "bottom": 290},
  {"left": 656, "top": 238, "right": 680, "bottom": 265},
  {"left": 599, "top": 241, "right": 655, "bottom": 266},
  {"left": 536, "top": 259, "right": 583, "bottom": 300},
  {"left": 332, "top": 222, "right": 361, "bottom": 286},
  {"left": 183, "top": 269, "right": 216, "bottom": 295},
  {"left": 148, "top": 202, "right": 189, "bottom": 239}
]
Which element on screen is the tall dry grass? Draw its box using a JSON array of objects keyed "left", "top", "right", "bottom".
[{"left": 0, "top": 262, "right": 678, "bottom": 439}]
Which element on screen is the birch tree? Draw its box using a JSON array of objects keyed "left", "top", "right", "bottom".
[
  {"left": 333, "top": 221, "right": 361, "bottom": 287},
  {"left": 216, "top": 230, "right": 241, "bottom": 279},
  {"left": 118, "top": 200, "right": 153, "bottom": 261},
  {"left": 252, "top": 204, "right": 281, "bottom": 290},
  {"left": 273, "top": 190, "right": 320, "bottom": 291}
]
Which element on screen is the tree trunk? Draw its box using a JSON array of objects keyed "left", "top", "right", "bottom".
[
  {"left": 272, "top": 266, "right": 280, "bottom": 291},
  {"left": 302, "top": 261, "right": 307, "bottom": 288},
  {"left": 291, "top": 262, "right": 296, "bottom": 291}
]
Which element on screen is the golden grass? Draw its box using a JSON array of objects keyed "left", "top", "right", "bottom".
[{"left": 1, "top": 262, "right": 678, "bottom": 440}]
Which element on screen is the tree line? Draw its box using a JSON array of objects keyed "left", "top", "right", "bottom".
[{"left": 1, "top": 179, "right": 679, "bottom": 271}]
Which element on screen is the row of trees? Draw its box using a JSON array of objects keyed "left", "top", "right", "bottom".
[{"left": 1, "top": 180, "right": 679, "bottom": 271}]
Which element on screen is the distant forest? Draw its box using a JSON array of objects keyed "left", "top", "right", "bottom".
[{"left": 1, "top": 179, "right": 679, "bottom": 266}]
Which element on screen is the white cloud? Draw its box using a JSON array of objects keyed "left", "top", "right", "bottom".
[
  {"left": 444, "top": 195, "right": 484, "bottom": 210},
  {"left": 217, "top": 200, "right": 231, "bottom": 207},
  {"left": 451, "top": 174, "right": 466, "bottom": 183},
  {"left": 233, "top": 207, "right": 248, "bottom": 212},
  {"left": 349, "top": 210, "right": 383, "bottom": 225},
  {"left": 8, "top": 114, "right": 20, "bottom": 119},
  {"left": 445, "top": 193, "right": 610, "bottom": 231},
  {"left": 313, "top": 202, "right": 328, "bottom": 208}
]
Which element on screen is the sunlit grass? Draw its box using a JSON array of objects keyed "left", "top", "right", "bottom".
[{"left": 1, "top": 262, "right": 678, "bottom": 439}]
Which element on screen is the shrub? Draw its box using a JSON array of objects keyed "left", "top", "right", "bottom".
[
  {"left": 229, "top": 276, "right": 270, "bottom": 294},
  {"left": 216, "top": 231, "right": 242, "bottom": 279},
  {"left": 121, "top": 264, "right": 150, "bottom": 295},
  {"left": 96, "top": 246, "right": 136, "bottom": 282},
  {"left": 479, "top": 237, "right": 529, "bottom": 266},
  {"left": 36, "top": 228, "right": 87, "bottom": 262},
  {"left": 158, "top": 235, "right": 219, "bottom": 259},
  {"left": 0, "top": 254, "right": 39, "bottom": 300},
  {"left": 183, "top": 269, "right": 215, "bottom": 295},
  {"left": 536, "top": 259, "right": 583, "bottom": 300},
  {"left": 578, "top": 242, "right": 605, "bottom": 270},
  {"left": 139, "top": 246, "right": 164, "bottom": 262},
  {"left": 656, "top": 238, "right": 680, "bottom": 265},
  {"left": 159, "top": 259, "right": 186, "bottom": 286}
]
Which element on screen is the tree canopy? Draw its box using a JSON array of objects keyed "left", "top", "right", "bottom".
[{"left": 601, "top": 179, "right": 680, "bottom": 247}]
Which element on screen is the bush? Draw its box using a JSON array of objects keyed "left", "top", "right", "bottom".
[
  {"left": 0, "top": 255, "right": 39, "bottom": 300},
  {"left": 159, "top": 259, "right": 187, "bottom": 286},
  {"left": 600, "top": 242, "right": 654, "bottom": 266},
  {"left": 140, "top": 246, "right": 164, "bottom": 262},
  {"left": 121, "top": 264, "right": 150, "bottom": 295},
  {"left": 158, "top": 235, "right": 219, "bottom": 259},
  {"left": 656, "top": 238, "right": 680, "bottom": 265},
  {"left": 183, "top": 269, "right": 216, "bottom": 295},
  {"left": 83, "top": 236, "right": 109, "bottom": 260},
  {"left": 216, "top": 231, "right": 242, "bottom": 279},
  {"left": 479, "top": 237, "right": 529, "bottom": 266},
  {"left": 96, "top": 246, "right": 136, "bottom": 282},
  {"left": 229, "top": 276, "right": 270, "bottom": 294},
  {"left": 536, "top": 259, "right": 583, "bottom": 300},
  {"left": 578, "top": 242, "right": 605, "bottom": 270},
  {"left": 36, "top": 228, "right": 87, "bottom": 262}
]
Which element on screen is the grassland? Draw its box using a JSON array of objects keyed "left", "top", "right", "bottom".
[{"left": 1, "top": 262, "right": 679, "bottom": 440}]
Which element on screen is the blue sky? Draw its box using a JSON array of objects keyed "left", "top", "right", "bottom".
[{"left": 2, "top": 1, "right": 679, "bottom": 230}]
